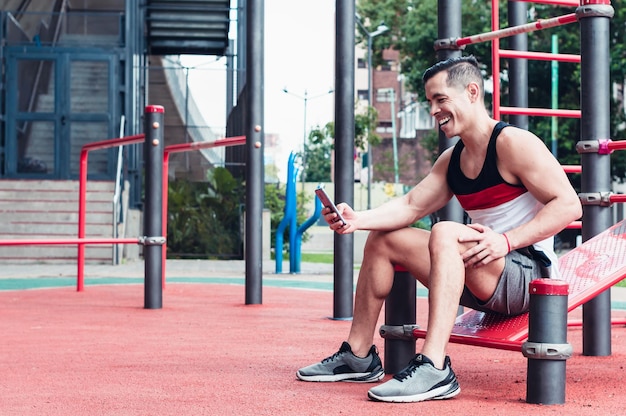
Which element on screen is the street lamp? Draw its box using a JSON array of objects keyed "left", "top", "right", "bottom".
[
  {"left": 356, "top": 15, "right": 389, "bottom": 209},
  {"left": 282, "top": 87, "right": 334, "bottom": 190}
]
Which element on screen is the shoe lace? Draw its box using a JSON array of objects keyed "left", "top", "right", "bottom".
[
  {"left": 393, "top": 355, "right": 424, "bottom": 381},
  {"left": 321, "top": 350, "right": 345, "bottom": 364}
]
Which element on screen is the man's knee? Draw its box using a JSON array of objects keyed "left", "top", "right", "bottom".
[
  {"left": 363, "top": 230, "right": 389, "bottom": 253},
  {"left": 429, "top": 221, "right": 464, "bottom": 252}
]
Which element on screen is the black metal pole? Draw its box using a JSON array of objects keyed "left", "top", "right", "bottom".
[
  {"left": 508, "top": 0, "right": 528, "bottom": 130},
  {"left": 384, "top": 267, "right": 416, "bottom": 374},
  {"left": 524, "top": 279, "right": 571, "bottom": 404},
  {"left": 245, "top": 0, "right": 265, "bottom": 305},
  {"left": 578, "top": 2, "right": 614, "bottom": 356},
  {"left": 226, "top": 39, "right": 235, "bottom": 117},
  {"left": 436, "top": 0, "right": 464, "bottom": 224},
  {"left": 333, "top": 0, "right": 356, "bottom": 319},
  {"left": 143, "top": 105, "right": 164, "bottom": 309}
]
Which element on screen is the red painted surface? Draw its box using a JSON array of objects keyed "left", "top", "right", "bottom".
[{"left": 2, "top": 283, "right": 626, "bottom": 415}]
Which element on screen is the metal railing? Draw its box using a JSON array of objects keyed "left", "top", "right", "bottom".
[
  {"left": 112, "top": 115, "right": 126, "bottom": 265},
  {"left": 161, "top": 135, "right": 247, "bottom": 286}
]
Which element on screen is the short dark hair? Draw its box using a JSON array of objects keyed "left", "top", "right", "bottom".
[{"left": 422, "top": 56, "right": 484, "bottom": 97}]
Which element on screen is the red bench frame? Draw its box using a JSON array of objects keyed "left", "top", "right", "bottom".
[{"left": 411, "top": 219, "right": 626, "bottom": 351}]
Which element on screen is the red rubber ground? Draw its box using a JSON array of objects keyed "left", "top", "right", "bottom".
[{"left": 2, "top": 283, "right": 625, "bottom": 415}]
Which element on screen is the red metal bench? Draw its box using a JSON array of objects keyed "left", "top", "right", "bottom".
[{"left": 409, "top": 219, "right": 626, "bottom": 350}]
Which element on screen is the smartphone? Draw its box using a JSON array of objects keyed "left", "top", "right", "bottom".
[{"left": 315, "top": 186, "right": 347, "bottom": 226}]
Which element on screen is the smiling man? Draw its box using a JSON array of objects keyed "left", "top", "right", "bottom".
[{"left": 296, "top": 55, "right": 582, "bottom": 403}]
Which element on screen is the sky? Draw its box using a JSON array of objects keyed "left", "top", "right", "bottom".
[{"left": 181, "top": 0, "right": 337, "bottom": 181}]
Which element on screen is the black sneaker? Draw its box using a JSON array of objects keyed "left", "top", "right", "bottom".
[
  {"left": 296, "top": 342, "right": 385, "bottom": 382},
  {"left": 367, "top": 354, "right": 460, "bottom": 402}
]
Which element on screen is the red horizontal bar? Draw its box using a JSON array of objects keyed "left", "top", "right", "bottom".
[
  {"left": 499, "top": 49, "right": 581, "bottom": 63},
  {"left": 164, "top": 135, "right": 246, "bottom": 154},
  {"left": 562, "top": 165, "right": 581, "bottom": 174},
  {"left": 565, "top": 220, "right": 582, "bottom": 229},
  {"left": 568, "top": 318, "right": 626, "bottom": 327},
  {"left": 0, "top": 238, "right": 141, "bottom": 246},
  {"left": 456, "top": 13, "right": 577, "bottom": 47},
  {"left": 500, "top": 106, "right": 581, "bottom": 118},
  {"left": 513, "top": 0, "right": 579, "bottom": 7},
  {"left": 607, "top": 140, "right": 626, "bottom": 152},
  {"left": 611, "top": 194, "right": 626, "bottom": 204},
  {"left": 81, "top": 134, "right": 145, "bottom": 152},
  {"left": 413, "top": 328, "right": 524, "bottom": 351}
]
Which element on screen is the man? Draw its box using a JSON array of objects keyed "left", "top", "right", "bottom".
[{"left": 296, "top": 56, "right": 582, "bottom": 403}]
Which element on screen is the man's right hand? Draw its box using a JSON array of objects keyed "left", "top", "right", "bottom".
[{"left": 324, "top": 203, "right": 357, "bottom": 234}]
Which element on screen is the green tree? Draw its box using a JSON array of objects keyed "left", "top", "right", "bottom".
[
  {"left": 167, "top": 167, "right": 243, "bottom": 259},
  {"left": 304, "top": 107, "right": 379, "bottom": 182},
  {"left": 357, "top": 0, "right": 626, "bottom": 182},
  {"left": 304, "top": 123, "right": 333, "bottom": 182}
]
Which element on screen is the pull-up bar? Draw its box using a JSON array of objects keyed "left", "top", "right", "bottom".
[
  {"left": 500, "top": 107, "right": 581, "bottom": 118},
  {"left": 498, "top": 49, "right": 580, "bottom": 63},
  {"left": 599, "top": 139, "right": 626, "bottom": 154},
  {"left": 515, "top": 0, "right": 579, "bottom": 6},
  {"left": 454, "top": 13, "right": 577, "bottom": 47}
]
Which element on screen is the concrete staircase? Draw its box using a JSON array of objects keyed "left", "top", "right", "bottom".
[{"left": 0, "top": 180, "right": 119, "bottom": 264}]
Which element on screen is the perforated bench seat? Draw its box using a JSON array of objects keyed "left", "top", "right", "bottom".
[{"left": 412, "top": 219, "right": 626, "bottom": 351}]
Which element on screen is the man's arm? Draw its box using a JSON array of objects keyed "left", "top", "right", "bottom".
[
  {"left": 493, "top": 127, "right": 582, "bottom": 250},
  {"left": 330, "top": 149, "right": 455, "bottom": 234}
]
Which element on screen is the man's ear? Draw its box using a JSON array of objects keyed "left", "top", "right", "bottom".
[{"left": 467, "top": 82, "right": 480, "bottom": 102}]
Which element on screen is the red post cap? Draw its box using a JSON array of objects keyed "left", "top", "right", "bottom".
[
  {"left": 145, "top": 105, "right": 165, "bottom": 113},
  {"left": 529, "top": 278, "right": 569, "bottom": 296}
]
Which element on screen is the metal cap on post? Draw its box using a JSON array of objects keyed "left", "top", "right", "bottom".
[
  {"left": 143, "top": 105, "right": 165, "bottom": 309},
  {"left": 523, "top": 278, "right": 571, "bottom": 404}
]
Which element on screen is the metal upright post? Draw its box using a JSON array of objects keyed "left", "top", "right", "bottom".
[
  {"left": 435, "top": 0, "right": 464, "bottom": 224},
  {"left": 523, "top": 279, "right": 571, "bottom": 404},
  {"left": 383, "top": 266, "right": 416, "bottom": 374},
  {"left": 578, "top": 2, "right": 614, "bottom": 356},
  {"left": 143, "top": 105, "right": 165, "bottom": 309},
  {"left": 333, "top": 0, "right": 356, "bottom": 319},
  {"left": 245, "top": 0, "right": 265, "bottom": 305},
  {"left": 508, "top": 0, "right": 528, "bottom": 130}
]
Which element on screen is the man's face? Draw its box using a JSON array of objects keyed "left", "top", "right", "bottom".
[{"left": 425, "top": 71, "right": 469, "bottom": 139}]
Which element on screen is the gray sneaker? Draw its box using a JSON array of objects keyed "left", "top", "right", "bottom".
[
  {"left": 296, "top": 342, "right": 384, "bottom": 382},
  {"left": 367, "top": 354, "right": 460, "bottom": 402}
]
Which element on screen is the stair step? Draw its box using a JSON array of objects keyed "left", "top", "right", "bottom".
[
  {"left": 0, "top": 211, "right": 112, "bottom": 224},
  {"left": 0, "top": 180, "right": 119, "bottom": 264},
  {"left": 0, "top": 245, "right": 114, "bottom": 264}
]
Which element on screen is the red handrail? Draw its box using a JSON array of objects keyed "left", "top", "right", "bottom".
[
  {"left": 0, "top": 238, "right": 140, "bottom": 246},
  {"left": 78, "top": 134, "right": 145, "bottom": 290},
  {"left": 161, "top": 136, "right": 247, "bottom": 287}
]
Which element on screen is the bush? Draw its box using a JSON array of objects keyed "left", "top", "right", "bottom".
[{"left": 166, "top": 168, "right": 244, "bottom": 259}]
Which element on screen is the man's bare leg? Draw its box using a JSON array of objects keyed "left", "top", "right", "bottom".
[
  {"left": 347, "top": 228, "right": 431, "bottom": 357},
  {"left": 420, "top": 221, "right": 505, "bottom": 369}
]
